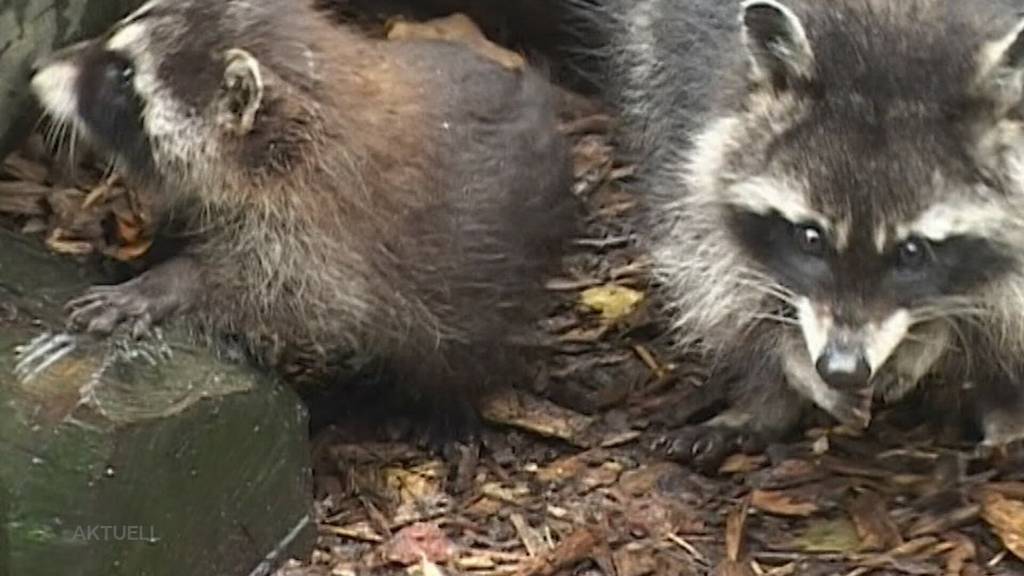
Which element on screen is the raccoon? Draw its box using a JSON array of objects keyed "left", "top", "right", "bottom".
[
  {"left": 27, "top": 0, "right": 573, "bottom": 439},
  {"left": 587, "top": 0, "right": 1024, "bottom": 470}
]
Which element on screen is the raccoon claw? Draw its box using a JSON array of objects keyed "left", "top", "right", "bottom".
[
  {"left": 653, "top": 426, "right": 765, "bottom": 474},
  {"left": 66, "top": 282, "right": 162, "bottom": 338},
  {"left": 13, "top": 331, "right": 79, "bottom": 383}
]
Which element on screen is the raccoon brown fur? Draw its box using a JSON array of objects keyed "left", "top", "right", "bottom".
[{"left": 29, "top": 0, "right": 574, "bottom": 438}]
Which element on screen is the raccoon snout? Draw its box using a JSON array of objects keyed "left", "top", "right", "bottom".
[{"left": 815, "top": 343, "right": 871, "bottom": 390}]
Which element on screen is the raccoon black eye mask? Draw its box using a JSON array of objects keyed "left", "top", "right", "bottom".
[{"left": 586, "top": 0, "right": 1024, "bottom": 471}]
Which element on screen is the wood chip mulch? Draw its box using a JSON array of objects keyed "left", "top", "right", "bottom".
[{"left": 2, "top": 6, "right": 1023, "bottom": 576}]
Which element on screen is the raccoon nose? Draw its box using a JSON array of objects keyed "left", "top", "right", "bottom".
[{"left": 815, "top": 346, "right": 871, "bottom": 390}]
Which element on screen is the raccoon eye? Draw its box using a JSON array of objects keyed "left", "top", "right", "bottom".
[
  {"left": 104, "top": 57, "right": 134, "bottom": 90},
  {"left": 793, "top": 224, "right": 826, "bottom": 257},
  {"left": 119, "top": 63, "right": 134, "bottom": 86},
  {"left": 896, "top": 237, "right": 930, "bottom": 270}
]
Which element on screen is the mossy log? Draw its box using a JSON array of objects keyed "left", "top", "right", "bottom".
[{"left": 0, "top": 228, "right": 316, "bottom": 576}]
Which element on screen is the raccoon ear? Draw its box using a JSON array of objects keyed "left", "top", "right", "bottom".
[
  {"left": 740, "top": 0, "right": 815, "bottom": 91},
  {"left": 218, "top": 48, "right": 264, "bottom": 135},
  {"left": 976, "top": 20, "right": 1024, "bottom": 116}
]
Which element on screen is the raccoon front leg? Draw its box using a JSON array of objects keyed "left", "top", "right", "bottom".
[
  {"left": 66, "top": 256, "right": 203, "bottom": 338},
  {"left": 655, "top": 359, "right": 808, "bottom": 474}
]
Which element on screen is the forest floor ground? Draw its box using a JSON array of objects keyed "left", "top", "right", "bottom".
[{"left": 2, "top": 4, "right": 1023, "bottom": 575}]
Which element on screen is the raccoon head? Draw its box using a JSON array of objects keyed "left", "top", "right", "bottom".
[
  {"left": 690, "top": 0, "right": 1024, "bottom": 393},
  {"left": 28, "top": 0, "right": 318, "bottom": 199}
]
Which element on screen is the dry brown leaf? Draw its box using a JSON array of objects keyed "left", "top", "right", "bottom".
[
  {"left": 386, "top": 13, "right": 524, "bottom": 70},
  {"left": 455, "top": 555, "right": 497, "bottom": 571},
  {"left": 510, "top": 513, "right": 546, "bottom": 558},
  {"left": 986, "top": 482, "right": 1024, "bottom": 500},
  {"left": 81, "top": 180, "right": 121, "bottom": 209},
  {"left": 750, "top": 489, "right": 819, "bottom": 517},
  {"left": 479, "top": 482, "right": 531, "bottom": 506},
  {"left": 106, "top": 207, "right": 154, "bottom": 261},
  {"left": 1, "top": 153, "right": 49, "bottom": 184},
  {"left": 847, "top": 491, "right": 902, "bottom": 551},
  {"left": 112, "top": 204, "right": 145, "bottom": 239},
  {"left": 617, "top": 462, "right": 686, "bottom": 496},
  {"left": 716, "top": 509, "right": 755, "bottom": 576},
  {"left": 581, "top": 462, "right": 622, "bottom": 490},
  {"left": 0, "top": 181, "right": 50, "bottom": 216},
  {"left": 381, "top": 462, "right": 447, "bottom": 526},
  {"left": 612, "top": 545, "right": 659, "bottom": 576},
  {"left": 751, "top": 458, "right": 823, "bottom": 490},
  {"left": 44, "top": 230, "right": 95, "bottom": 256},
  {"left": 907, "top": 505, "right": 980, "bottom": 538},
  {"left": 106, "top": 238, "right": 154, "bottom": 262},
  {"left": 623, "top": 495, "right": 705, "bottom": 539},
  {"left": 535, "top": 450, "right": 606, "bottom": 484},
  {"left": 409, "top": 558, "right": 446, "bottom": 576},
  {"left": 725, "top": 499, "right": 750, "bottom": 562},
  {"left": 462, "top": 495, "right": 502, "bottom": 519},
  {"left": 512, "top": 527, "right": 601, "bottom": 576},
  {"left": 979, "top": 490, "right": 1024, "bottom": 562},
  {"left": 481, "top": 388, "right": 594, "bottom": 446},
  {"left": 943, "top": 532, "right": 976, "bottom": 576},
  {"left": 719, "top": 453, "right": 768, "bottom": 474},
  {"left": 321, "top": 522, "right": 384, "bottom": 543}
]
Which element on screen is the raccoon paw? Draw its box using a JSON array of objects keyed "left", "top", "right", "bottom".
[
  {"left": 823, "top": 389, "right": 874, "bottom": 430},
  {"left": 417, "top": 409, "right": 482, "bottom": 495},
  {"left": 417, "top": 401, "right": 483, "bottom": 456},
  {"left": 65, "top": 257, "right": 200, "bottom": 339},
  {"left": 65, "top": 282, "right": 165, "bottom": 339},
  {"left": 651, "top": 425, "right": 766, "bottom": 475}
]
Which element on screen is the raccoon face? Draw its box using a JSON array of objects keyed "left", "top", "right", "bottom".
[
  {"left": 29, "top": 0, "right": 281, "bottom": 194},
  {"left": 698, "top": 0, "right": 1024, "bottom": 392}
]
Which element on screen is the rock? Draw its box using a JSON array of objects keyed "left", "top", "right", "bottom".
[
  {"left": 0, "top": 0, "right": 147, "bottom": 159},
  {"left": 0, "top": 227, "right": 316, "bottom": 576}
]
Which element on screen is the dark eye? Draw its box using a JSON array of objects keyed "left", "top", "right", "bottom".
[
  {"left": 896, "top": 237, "right": 931, "bottom": 270},
  {"left": 105, "top": 57, "right": 134, "bottom": 90},
  {"left": 119, "top": 62, "right": 134, "bottom": 86},
  {"left": 793, "top": 223, "right": 826, "bottom": 257}
]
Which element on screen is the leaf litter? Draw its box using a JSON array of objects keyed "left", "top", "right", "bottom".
[{"left": 3, "top": 5, "right": 1024, "bottom": 576}]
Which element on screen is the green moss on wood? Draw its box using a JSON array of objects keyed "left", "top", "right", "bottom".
[{"left": 0, "top": 230, "right": 316, "bottom": 576}]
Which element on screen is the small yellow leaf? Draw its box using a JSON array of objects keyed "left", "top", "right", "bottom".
[
  {"left": 580, "top": 285, "right": 644, "bottom": 323},
  {"left": 789, "top": 517, "right": 862, "bottom": 553}
]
